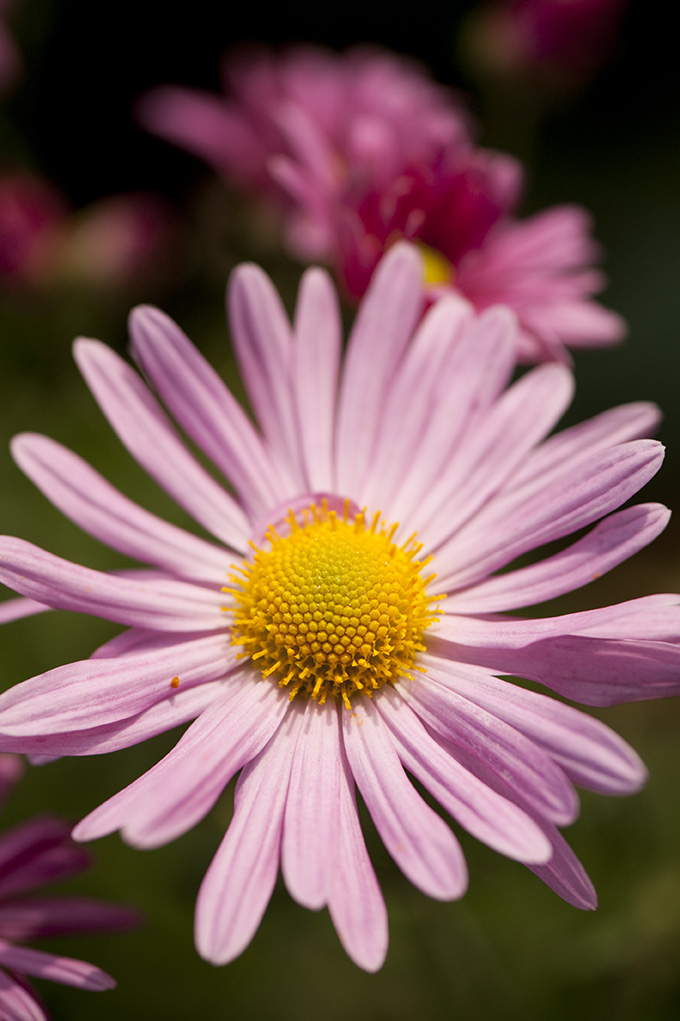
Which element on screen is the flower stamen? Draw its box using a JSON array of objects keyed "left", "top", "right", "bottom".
[{"left": 226, "top": 501, "right": 440, "bottom": 708}]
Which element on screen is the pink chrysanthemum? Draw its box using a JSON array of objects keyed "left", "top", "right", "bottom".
[
  {"left": 0, "top": 244, "right": 677, "bottom": 972},
  {"left": 139, "top": 45, "right": 624, "bottom": 360},
  {"left": 0, "top": 754, "right": 140, "bottom": 1020}
]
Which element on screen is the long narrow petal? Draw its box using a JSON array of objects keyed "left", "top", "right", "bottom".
[
  {"left": 342, "top": 698, "right": 467, "bottom": 900},
  {"left": 435, "top": 440, "right": 664, "bottom": 588},
  {"left": 228, "top": 264, "right": 303, "bottom": 487},
  {"left": 0, "top": 816, "right": 90, "bottom": 898},
  {"left": 452, "top": 634, "right": 680, "bottom": 706},
  {"left": 0, "top": 940, "right": 114, "bottom": 991},
  {"left": 418, "top": 362, "right": 574, "bottom": 550},
  {"left": 195, "top": 705, "right": 302, "bottom": 965},
  {"left": 377, "top": 688, "right": 551, "bottom": 861},
  {"left": 0, "top": 538, "right": 225, "bottom": 632},
  {"left": 12, "top": 434, "right": 230, "bottom": 582},
  {"left": 0, "top": 897, "right": 141, "bottom": 940},
  {"left": 509, "top": 401, "right": 662, "bottom": 495},
  {"left": 0, "top": 633, "right": 232, "bottom": 736},
  {"left": 281, "top": 700, "right": 342, "bottom": 909},
  {"left": 421, "top": 654, "right": 647, "bottom": 794},
  {"left": 435, "top": 594, "right": 680, "bottom": 649},
  {"left": 129, "top": 305, "right": 285, "bottom": 516},
  {"left": 73, "top": 339, "right": 249, "bottom": 547},
  {"left": 0, "top": 969, "right": 46, "bottom": 1021},
  {"left": 401, "top": 671, "right": 578, "bottom": 825},
  {"left": 359, "top": 294, "right": 474, "bottom": 511},
  {"left": 73, "top": 678, "right": 288, "bottom": 848},
  {"left": 0, "top": 680, "right": 224, "bottom": 759},
  {"left": 390, "top": 305, "right": 518, "bottom": 530},
  {"left": 335, "top": 243, "right": 423, "bottom": 495},
  {"left": 291, "top": 268, "right": 341, "bottom": 491},
  {"left": 0, "top": 595, "right": 51, "bottom": 623},
  {"left": 327, "top": 742, "right": 388, "bottom": 972},
  {"left": 526, "top": 822, "right": 597, "bottom": 910},
  {"left": 442, "top": 504, "right": 670, "bottom": 613}
]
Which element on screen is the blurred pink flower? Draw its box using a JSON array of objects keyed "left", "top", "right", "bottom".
[
  {"left": 0, "top": 173, "right": 67, "bottom": 287},
  {"left": 0, "top": 245, "right": 676, "bottom": 970},
  {"left": 466, "top": 0, "right": 628, "bottom": 85},
  {"left": 0, "top": 754, "right": 140, "bottom": 1020},
  {"left": 62, "top": 192, "right": 178, "bottom": 292},
  {"left": 139, "top": 45, "right": 624, "bottom": 360},
  {"left": 0, "top": 172, "right": 178, "bottom": 295}
]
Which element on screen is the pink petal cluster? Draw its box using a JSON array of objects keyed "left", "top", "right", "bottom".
[
  {"left": 0, "top": 754, "right": 140, "bottom": 1020},
  {"left": 0, "top": 173, "right": 67, "bottom": 288},
  {"left": 0, "top": 244, "right": 677, "bottom": 972},
  {"left": 0, "top": 170, "right": 176, "bottom": 293},
  {"left": 139, "top": 45, "right": 624, "bottom": 360}
]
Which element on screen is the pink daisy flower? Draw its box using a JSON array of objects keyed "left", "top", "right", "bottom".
[
  {"left": 139, "top": 45, "right": 625, "bottom": 360},
  {"left": 0, "top": 754, "right": 140, "bottom": 1020},
  {"left": 0, "top": 243, "right": 677, "bottom": 972}
]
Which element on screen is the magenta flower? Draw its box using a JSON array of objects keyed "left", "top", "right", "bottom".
[
  {"left": 0, "top": 173, "right": 67, "bottom": 288},
  {"left": 0, "top": 244, "right": 677, "bottom": 972},
  {"left": 0, "top": 754, "right": 140, "bottom": 1020},
  {"left": 139, "top": 45, "right": 624, "bottom": 360},
  {"left": 466, "top": 0, "right": 628, "bottom": 86}
]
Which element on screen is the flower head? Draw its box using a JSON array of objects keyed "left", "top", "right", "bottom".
[
  {"left": 0, "top": 754, "right": 140, "bottom": 1020},
  {"left": 139, "top": 45, "right": 624, "bottom": 360},
  {"left": 0, "top": 244, "right": 677, "bottom": 971}
]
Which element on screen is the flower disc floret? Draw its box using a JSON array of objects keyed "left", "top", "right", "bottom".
[{"left": 227, "top": 504, "right": 439, "bottom": 707}]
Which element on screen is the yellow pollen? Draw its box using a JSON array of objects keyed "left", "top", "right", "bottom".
[
  {"left": 226, "top": 502, "right": 440, "bottom": 709},
  {"left": 418, "top": 242, "right": 454, "bottom": 288}
]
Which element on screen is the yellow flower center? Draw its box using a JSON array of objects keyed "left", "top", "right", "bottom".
[
  {"left": 419, "top": 242, "right": 454, "bottom": 287},
  {"left": 227, "top": 502, "right": 439, "bottom": 708}
]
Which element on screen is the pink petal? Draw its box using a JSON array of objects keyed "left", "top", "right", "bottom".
[
  {"left": 0, "top": 632, "right": 232, "bottom": 736},
  {"left": 327, "top": 741, "right": 388, "bottom": 972},
  {"left": 129, "top": 305, "right": 285, "bottom": 517},
  {"left": 456, "top": 634, "right": 680, "bottom": 707},
  {"left": 389, "top": 304, "right": 518, "bottom": 529},
  {"left": 436, "top": 439, "right": 664, "bottom": 589},
  {"left": 281, "top": 700, "right": 342, "bottom": 909},
  {"left": 0, "top": 537, "right": 225, "bottom": 631},
  {"left": 342, "top": 698, "right": 467, "bottom": 900},
  {"left": 0, "top": 896, "right": 141, "bottom": 940},
  {"left": 335, "top": 242, "right": 423, "bottom": 496},
  {"left": 377, "top": 687, "right": 551, "bottom": 861},
  {"left": 74, "top": 676, "right": 288, "bottom": 848},
  {"left": 73, "top": 338, "right": 249, "bottom": 547},
  {"left": 422, "top": 654, "right": 647, "bottom": 794},
  {"left": 401, "top": 671, "right": 578, "bottom": 825},
  {"left": 0, "top": 969, "right": 46, "bottom": 1021},
  {"left": 0, "top": 816, "right": 90, "bottom": 899},
  {"left": 417, "top": 361, "right": 574, "bottom": 549},
  {"left": 526, "top": 820, "right": 597, "bottom": 910},
  {"left": 194, "top": 704, "right": 303, "bottom": 965},
  {"left": 12, "top": 433, "right": 229, "bottom": 582},
  {"left": 436, "top": 594, "right": 680, "bottom": 649},
  {"left": 443, "top": 504, "right": 670, "bottom": 613},
  {"left": 291, "top": 268, "right": 341, "bottom": 491},
  {"left": 0, "top": 595, "right": 51, "bottom": 624},
  {"left": 359, "top": 293, "right": 475, "bottom": 512},
  {"left": 0, "top": 940, "right": 115, "bottom": 991},
  {"left": 227, "top": 263, "right": 303, "bottom": 489}
]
